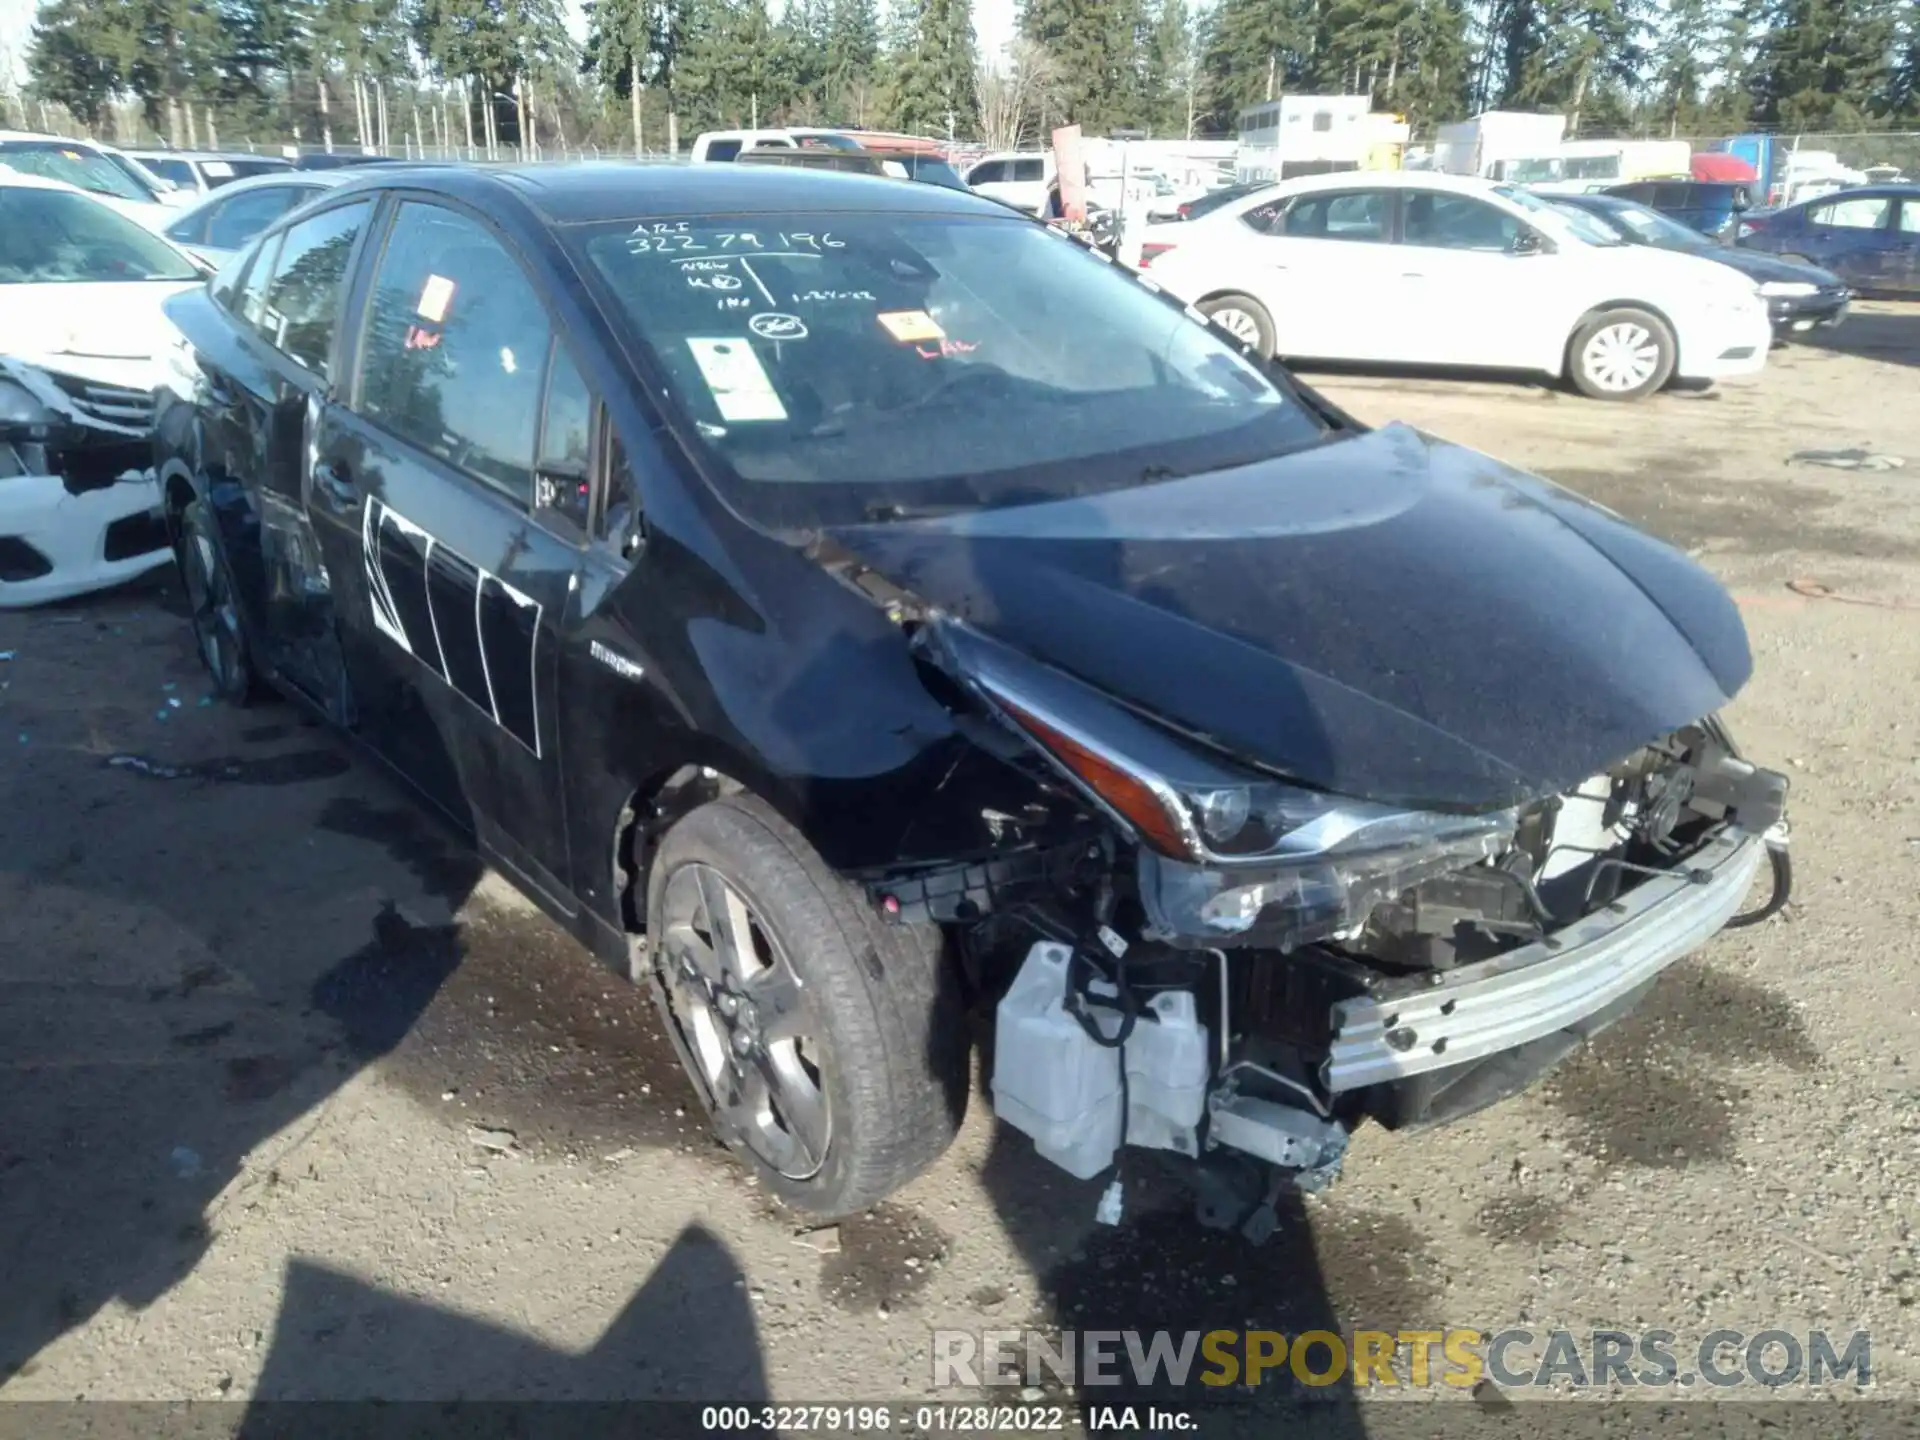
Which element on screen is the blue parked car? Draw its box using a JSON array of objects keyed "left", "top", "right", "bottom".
[{"left": 1735, "top": 185, "right": 1920, "bottom": 295}]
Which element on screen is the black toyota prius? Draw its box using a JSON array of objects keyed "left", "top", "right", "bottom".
[{"left": 153, "top": 162, "right": 1790, "bottom": 1233}]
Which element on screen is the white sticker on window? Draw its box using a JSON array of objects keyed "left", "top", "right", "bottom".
[
  {"left": 686, "top": 337, "right": 787, "bottom": 422},
  {"left": 417, "top": 274, "right": 456, "bottom": 323}
]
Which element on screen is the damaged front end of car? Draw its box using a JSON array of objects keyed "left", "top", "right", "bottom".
[
  {"left": 872, "top": 616, "right": 1790, "bottom": 1242},
  {"left": 0, "top": 359, "right": 170, "bottom": 607}
]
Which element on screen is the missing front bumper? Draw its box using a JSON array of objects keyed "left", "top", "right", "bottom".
[{"left": 1323, "top": 827, "right": 1765, "bottom": 1093}]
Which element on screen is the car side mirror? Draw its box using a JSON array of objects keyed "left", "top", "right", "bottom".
[
  {"left": 1731, "top": 190, "right": 1752, "bottom": 212},
  {"left": 1511, "top": 230, "right": 1551, "bottom": 256}
]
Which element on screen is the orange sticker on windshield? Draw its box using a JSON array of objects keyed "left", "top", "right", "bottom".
[{"left": 877, "top": 310, "right": 945, "bottom": 342}]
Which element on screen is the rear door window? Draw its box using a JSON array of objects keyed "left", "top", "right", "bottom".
[
  {"left": 252, "top": 200, "right": 372, "bottom": 379},
  {"left": 968, "top": 160, "right": 1007, "bottom": 185},
  {"left": 1810, "top": 196, "right": 1892, "bottom": 230},
  {"left": 205, "top": 185, "right": 307, "bottom": 251},
  {"left": 1014, "top": 159, "right": 1046, "bottom": 182},
  {"left": 704, "top": 139, "right": 743, "bottom": 162},
  {"left": 1279, "top": 190, "right": 1392, "bottom": 241},
  {"left": 1898, "top": 199, "right": 1920, "bottom": 234},
  {"left": 356, "top": 202, "right": 552, "bottom": 505}
]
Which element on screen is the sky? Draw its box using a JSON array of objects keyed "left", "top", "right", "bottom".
[{"left": 1, "top": 0, "right": 1024, "bottom": 93}]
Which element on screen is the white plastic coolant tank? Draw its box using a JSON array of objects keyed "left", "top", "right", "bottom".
[{"left": 992, "top": 942, "right": 1211, "bottom": 1178}]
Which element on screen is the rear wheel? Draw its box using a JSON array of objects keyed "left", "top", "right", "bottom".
[
  {"left": 1198, "top": 293, "right": 1276, "bottom": 359},
  {"left": 175, "top": 498, "right": 257, "bottom": 704},
  {"left": 1568, "top": 306, "right": 1677, "bottom": 401},
  {"left": 642, "top": 794, "right": 965, "bottom": 1216}
]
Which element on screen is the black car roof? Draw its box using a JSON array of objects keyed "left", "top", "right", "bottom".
[{"left": 329, "top": 160, "right": 1014, "bottom": 226}]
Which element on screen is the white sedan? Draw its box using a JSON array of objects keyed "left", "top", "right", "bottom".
[
  {"left": 1, "top": 173, "right": 206, "bottom": 606},
  {"left": 1140, "top": 172, "right": 1773, "bottom": 400}
]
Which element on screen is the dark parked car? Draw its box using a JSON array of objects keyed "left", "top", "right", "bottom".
[
  {"left": 1553, "top": 192, "right": 1849, "bottom": 338},
  {"left": 1604, "top": 178, "right": 1754, "bottom": 241},
  {"left": 1160, "top": 179, "right": 1272, "bottom": 224},
  {"left": 152, "top": 163, "right": 1790, "bottom": 1231},
  {"left": 1735, "top": 185, "right": 1920, "bottom": 295},
  {"left": 289, "top": 152, "right": 408, "bottom": 172}
]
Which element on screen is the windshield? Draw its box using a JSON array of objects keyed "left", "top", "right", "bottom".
[
  {"left": 1563, "top": 155, "right": 1621, "bottom": 180},
  {"left": 890, "top": 156, "right": 967, "bottom": 189},
  {"left": 0, "top": 143, "right": 154, "bottom": 203},
  {"left": 1594, "top": 200, "right": 1705, "bottom": 248},
  {"left": 1502, "top": 158, "right": 1562, "bottom": 184},
  {"left": 139, "top": 156, "right": 198, "bottom": 188},
  {"left": 1493, "top": 184, "right": 1623, "bottom": 246},
  {"left": 0, "top": 186, "right": 201, "bottom": 283},
  {"left": 578, "top": 211, "right": 1326, "bottom": 528}
]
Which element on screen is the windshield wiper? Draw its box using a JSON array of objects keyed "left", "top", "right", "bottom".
[{"left": 861, "top": 500, "right": 973, "bottom": 523}]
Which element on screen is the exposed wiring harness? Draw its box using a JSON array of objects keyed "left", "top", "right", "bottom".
[{"left": 1725, "top": 837, "right": 1793, "bottom": 929}]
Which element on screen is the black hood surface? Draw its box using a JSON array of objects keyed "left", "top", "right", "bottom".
[
  {"left": 1689, "top": 244, "right": 1843, "bottom": 288},
  {"left": 824, "top": 424, "right": 1753, "bottom": 812}
]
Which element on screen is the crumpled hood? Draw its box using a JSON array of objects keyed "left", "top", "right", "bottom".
[{"left": 822, "top": 424, "right": 1752, "bottom": 812}]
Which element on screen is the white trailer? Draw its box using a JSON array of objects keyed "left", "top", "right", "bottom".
[{"left": 1432, "top": 111, "right": 1567, "bottom": 179}]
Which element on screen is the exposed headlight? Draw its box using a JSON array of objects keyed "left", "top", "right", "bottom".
[
  {"left": 969, "top": 651, "right": 1514, "bottom": 944},
  {"left": 1758, "top": 281, "right": 1819, "bottom": 298},
  {"left": 0, "top": 378, "right": 60, "bottom": 442}
]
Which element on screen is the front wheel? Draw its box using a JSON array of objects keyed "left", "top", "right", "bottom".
[
  {"left": 1568, "top": 306, "right": 1678, "bottom": 401},
  {"left": 1198, "top": 293, "right": 1277, "bottom": 360},
  {"left": 174, "top": 497, "right": 258, "bottom": 704},
  {"left": 642, "top": 794, "right": 966, "bottom": 1216}
]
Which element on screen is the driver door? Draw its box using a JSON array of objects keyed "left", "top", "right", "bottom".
[{"left": 1393, "top": 189, "right": 1553, "bottom": 369}]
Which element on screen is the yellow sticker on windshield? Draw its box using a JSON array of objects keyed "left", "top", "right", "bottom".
[{"left": 877, "top": 310, "right": 945, "bottom": 343}]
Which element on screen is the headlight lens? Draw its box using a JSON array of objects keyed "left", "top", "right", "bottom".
[
  {"left": 0, "top": 378, "right": 60, "bottom": 440},
  {"left": 981, "top": 670, "right": 1513, "bottom": 865},
  {"left": 1758, "top": 280, "right": 1818, "bottom": 298}
]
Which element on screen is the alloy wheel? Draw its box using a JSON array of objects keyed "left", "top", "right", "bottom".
[
  {"left": 1211, "top": 307, "right": 1264, "bottom": 348},
  {"left": 183, "top": 525, "right": 244, "bottom": 694},
  {"left": 1580, "top": 322, "right": 1662, "bottom": 393},
  {"left": 657, "top": 862, "right": 830, "bottom": 1180}
]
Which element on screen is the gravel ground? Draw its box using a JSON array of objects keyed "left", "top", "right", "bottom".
[{"left": 2, "top": 303, "right": 1916, "bottom": 1430}]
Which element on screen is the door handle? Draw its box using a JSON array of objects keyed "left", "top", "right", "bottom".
[
  {"left": 1401, "top": 271, "right": 1425, "bottom": 278},
  {"left": 311, "top": 459, "right": 356, "bottom": 508}
]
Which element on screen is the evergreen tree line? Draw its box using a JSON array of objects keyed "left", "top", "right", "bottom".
[{"left": 17, "top": 0, "right": 1920, "bottom": 154}]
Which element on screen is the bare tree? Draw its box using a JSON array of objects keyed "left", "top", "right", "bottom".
[{"left": 976, "top": 38, "right": 1062, "bottom": 153}]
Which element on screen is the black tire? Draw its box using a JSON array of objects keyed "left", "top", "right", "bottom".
[
  {"left": 642, "top": 794, "right": 966, "bottom": 1216},
  {"left": 1198, "top": 292, "right": 1277, "bottom": 360},
  {"left": 1567, "top": 305, "right": 1678, "bottom": 401},
  {"left": 174, "top": 497, "right": 259, "bottom": 704}
]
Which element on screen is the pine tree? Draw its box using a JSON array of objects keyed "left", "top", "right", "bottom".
[
  {"left": 822, "top": 0, "right": 882, "bottom": 124},
  {"left": 1649, "top": 0, "right": 1711, "bottom": 133},
  {"left": 877, "top": 0, "right": 979, "bottom": 137},
  {"left": 1747, "top": 0, "right": 1895, "bottom": 127},
  {"left": 1196, "top": 0, "right": 1311, "bottom": 131}
]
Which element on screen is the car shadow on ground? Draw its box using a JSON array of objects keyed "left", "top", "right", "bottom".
[
  {"left": 0, "top": 573, "right": 502, "bottom": 1396},
  {"left": 1801, "top": 303, "right": 1920, "bottom": 368}
]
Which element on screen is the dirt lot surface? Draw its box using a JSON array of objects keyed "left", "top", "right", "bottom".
[{"left": 2, "top": 303, "right": 1917, "bottom": 1428}]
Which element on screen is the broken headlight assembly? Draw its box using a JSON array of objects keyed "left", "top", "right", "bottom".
[
  {"left": 0, "top": 379, "right": 61, "bottom": 447},
  {"left": 952, "top": 634, "right": 1517, "bottom": 950}
]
